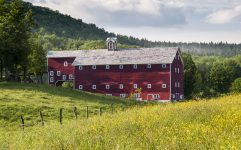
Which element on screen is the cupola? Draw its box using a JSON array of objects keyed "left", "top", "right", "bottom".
[{"left": 106, "top": 37, "right": 117, "bottom": 51}]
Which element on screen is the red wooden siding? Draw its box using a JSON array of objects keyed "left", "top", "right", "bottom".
[
  {"left": 74, "top": 64, "right": 171, "bottom": 101},
  {"left": 171, "top": 51, "right": 184, "bottom": 100},
  {"left": 48, "top": 57, "right": 75, "bottom": 86}
]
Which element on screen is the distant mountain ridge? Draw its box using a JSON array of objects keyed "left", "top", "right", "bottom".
[{"left": 23, "top": 1, "right": 241, "bottom": 56}]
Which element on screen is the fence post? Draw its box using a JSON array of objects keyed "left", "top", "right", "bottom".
[
  {"left": 60, "top": 108, "right": 63, "bottom": 125},
  {"left": 86, "top": 106, "right": 89, "bottom": 119},
  {"left": 99, "top": 107, "right": 102, "bottom": 116},
  {"left": 40, "top": 111, "right": 44, "bottom": 127},
  {"left": 20, "top": 115, "right": 24, "bottom": 130},
  {"left": 74, "top": 107, "right": 77, "bottom": 120}
]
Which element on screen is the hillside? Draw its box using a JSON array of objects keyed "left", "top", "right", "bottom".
[
  {"left": 21, "top": 1, "right": 241, "bottom": 56},
  {"left": 0, "top": 82, "right": 143, "bottom": 127},
  {"left": 0, "top": 85, "right": 240, "bottom": 149}
]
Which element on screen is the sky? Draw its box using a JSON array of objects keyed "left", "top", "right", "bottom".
[{"left": 23, "top": 0, "right": 241, "bottom": 43}]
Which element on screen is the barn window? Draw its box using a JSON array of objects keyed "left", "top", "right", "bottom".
[
  {"left": 64, "top": 61, "right": 68, "bottom": 67},
  {"left": 162, "top": 64, "right": 166, "bottom": 68},
  {"left": 175, "top": 82, "right": 177, "bottom": 87},
  {"left": 106, "top": 94, "right": 112, "bottom": 96},
  {"left": 133, "top": 84, "right": 138, "bottom": 89},
  {"left": 119, "top": 84, "right": 124, "bottom": 89},
  {"left": 178, "top": 82, "right": 180, "bottom": 88},
  {"left": 154, "top": 94, "right": 160, "bottom": 100},
  {"left": 79, "top": 85, "right": 83, "bottom": 90},
  {"left": 172, "top": 94, "right": 175, "bottom": 98},
  {"left": 92, "top": 85, "right": 96, "bottom": 89},
  {"left": 162, "top": 84, "right": 167, "bottom": 88},
  {"left": 147, "top": 64, "right": 152, "bottom": 68},
  {"left": 178, "top": 68, "right": 180, "bottom": 73},
  {"left": 106, "top": 65, "right": 110, "bottom": 69},
  {"left": 133, "top": 64, "right": 137, "bottom": 69},
  {"left": 92, "top": 65, "right": 96, "bottom": 69},
  {"left": 119, "top": 65, "right": 123, "bottom": 69},
  {"left": 106, "top": 84, "right": 110, "bottom": 89},
  {"left": 63, "top": 75, "right": 66, "bottom": 80},
  {"left": 69, "top": 74, "right": 74, "bottom": 79},
  {"left": 175, "top": 68, "right": 177, "bottom": 73},
  {"left": 79, "top": 66, "right": 83, "bottom": 70},
  {"left": 134, "top": 93, "right": 141, "bottom": 98},
  {"left": 50, "top": 77, "right": 54, "bottom": 82},
  {"left": 147, "top": 84, "right": 152, "bottom": 89},
  {"left": 50, "top": 71, "right": 54, "bottom": 76},
  {"left": 120, "top": 94, "right": 126, "bottom": 98},
  {"left": 57, "top": 71, "right": 61, "bottom": 76}
]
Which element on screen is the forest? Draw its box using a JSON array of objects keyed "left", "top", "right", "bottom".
[{"left": 0, "top": 0, "right": 241, "bottom": 99}]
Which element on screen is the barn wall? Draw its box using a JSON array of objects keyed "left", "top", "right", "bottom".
[
  {"left": 171, "top": 51, "right": 184, "bottom": 100},
  {"left": 74, "top": 64, "right": 171, "bottom": 101},
  {"left": 48, "top": 57, "right": 75, "bottom": 86}
]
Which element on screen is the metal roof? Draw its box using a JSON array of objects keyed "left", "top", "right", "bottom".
[{"left": 47, "top": 47, "right": 180, "bottom": 66}]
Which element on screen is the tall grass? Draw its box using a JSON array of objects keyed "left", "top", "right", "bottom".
[{"left": 0, "top": 92, "right": 240, "bottom": 149}]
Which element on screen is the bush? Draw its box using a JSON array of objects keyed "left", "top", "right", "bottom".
[
  {"left": 62, "top": 82, "right": 73, "bottom": 88},
  {"left": 230, "top": 78, "right": 241, "bottom": 93}
]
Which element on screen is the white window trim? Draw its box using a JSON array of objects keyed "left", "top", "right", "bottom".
[
  {"left": 120, "top": 94, "right": 126, "bottom": 98},
  {"left": 50, "top": 71, "right": 54, "bottom": 76},
  {"left": 79, "top": 85, "right": 83, "bottom": 90},
  {"left": 119, "top": 65, "right": 123, "bottom": 69},
  {"left": 147, "top": 64, "right": 152, "bottom": 68},
  {"left": 119, "top": 84, "right": 124, "bottom": 89},
  {"left": 64, "top": 61, "right": 68, "bottom": 67},
  {"left": 147, "top": 84, "right": 152, "bottom": 89},
  {"left": 92, "top": 65, "right": 96, "bottom": 70},
  {"left": 63, "top": 75, "right": 66, "bottom": 80},
  {"left": 162, "top": 84, "right": 167, "bottom": 88},
  {"left": 175, "top": 68, "right": 177, "bottom": 73},
  {"left": 57, "top": 71, "right": 61, "bottom": 76},
  {"left": 178, "top": 68, "right": 180, "bottom": 74},
  {"left": 162, "top": 64, "right": 166, "bottom": 68},
  {"left": 92, "top": 85, "right": 96, "bottom": 89},
  {"left": 106, "top": 84, "right": 110, "bottom": 89},
  {"left": 50, "top": 77, "right": 54, "bottom": 82},
  {"left": 134, "top": 93, "right": 141, "bottom": 98},
  {"left": 175, "top": 82, "right": 177, "bottom": 87},
  {"left": 69, "top": 74, "right": 73, "bottom": 79},
  {"left": 178, "top": 82, "right": 180, "bottom": 88},
  {"left": 133, "top": 64, "right": 138, "bottom": 69},
  {"left": 106, "top": 65, "right": 110, "bottom": 69},
  {"left": 79, "top": 66, "right": 83, "bottom": 70},
  {"left": 133, "top": 84, "right": 138, "bottom": 89},
  {"left": 154, "top": 94, "right": 160, "bottom": 99}
]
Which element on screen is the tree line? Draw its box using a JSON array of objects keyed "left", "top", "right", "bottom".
[{"left": 183, "top": 54, "right": 241, "bottom": 98}]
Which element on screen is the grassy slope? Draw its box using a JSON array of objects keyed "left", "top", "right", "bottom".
[
  {"left": 0, "top": 85, "right": 240, "bottom": 149},
  {"left": 0, "top": 82, "right": 142, "bottom": 127}
]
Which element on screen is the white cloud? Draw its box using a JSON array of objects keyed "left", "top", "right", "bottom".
[{"left": 206, "top": 5, "right": 241, "bottom": 24}]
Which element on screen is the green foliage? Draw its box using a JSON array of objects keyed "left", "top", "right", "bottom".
[
  {"left": 62, "top": 82, "right": 74, "bottom": 89},
  {"left": 210, "top": 60, "right": 240, "bottom": 93},
  {"left": 182, "top": 53, "right": 197, "bottom": 98},
  {"left": 230, "top": 78, "right": 241, "bottom": 93}
]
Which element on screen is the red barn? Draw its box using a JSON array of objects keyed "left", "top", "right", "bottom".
[{"left": 47, "top": 38, "right": 184, "bottom": 102}]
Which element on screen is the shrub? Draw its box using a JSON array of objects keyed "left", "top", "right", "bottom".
[
  {"left": 230, "top": 77, "right": 241, "bottom": 93},
  {"left": 62, "top": 82, "right": 73, "bottom": 88}
]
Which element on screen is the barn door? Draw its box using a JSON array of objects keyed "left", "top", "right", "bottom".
[{"left": 147, "top": 94, "right": 154, "bottom": 101}]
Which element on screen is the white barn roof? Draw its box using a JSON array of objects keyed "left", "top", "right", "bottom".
[{"left": 47, "top": 47, "right": 180, "bottom": 66}]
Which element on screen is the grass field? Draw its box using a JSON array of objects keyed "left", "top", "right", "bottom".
[
  {"left": 0, "top": 82, "right": 143, "bottom": 128},
  {"left": 0, "top": 83, "right": 240, "bottom": 149}
]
